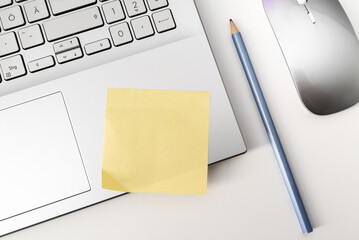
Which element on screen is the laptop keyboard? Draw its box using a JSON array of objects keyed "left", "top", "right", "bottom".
[{"left": 0, "top": 0, "right": 176, "bottom": 81}]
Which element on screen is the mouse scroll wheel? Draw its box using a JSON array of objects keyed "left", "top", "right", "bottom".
[
  {"left": 304, "top": 5, "right": 316, "bottom": 24},
  {"left": 296, "top": 0, "right": 308, "bottom": 5},
  {"left": 296, "top": 0, "right": 316, "bottom": 24}
]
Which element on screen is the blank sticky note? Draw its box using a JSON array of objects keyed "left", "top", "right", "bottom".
[{"left": 102, "top": 89, "right": 210, "bottom": 194}]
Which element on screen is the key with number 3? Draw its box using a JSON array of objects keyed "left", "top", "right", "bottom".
[{"left": 123, "top": 0, "right": 147, "bottom": 17}]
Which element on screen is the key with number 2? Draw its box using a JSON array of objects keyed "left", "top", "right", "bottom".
[{"left": 123, "top": 0, "right": 147, "bottom": 17}]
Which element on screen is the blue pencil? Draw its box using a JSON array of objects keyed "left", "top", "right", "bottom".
[{"left": 230, "top": 19, "right": 313, "bottom": 234}]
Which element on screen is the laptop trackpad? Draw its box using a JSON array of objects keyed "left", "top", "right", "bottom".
[{"left": 0, "top": 92, "right": 90, "bottom": 221}]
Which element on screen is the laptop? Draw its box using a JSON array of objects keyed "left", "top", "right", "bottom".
[{"left": 0, "top": 0, "right": 246, "bottom": 236}]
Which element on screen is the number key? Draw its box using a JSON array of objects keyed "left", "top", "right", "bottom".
[
  {"left": 102, "top": 0, "right": 125, "bottom": 24},
  {"left": 109, "top": 22, "right": 133, "bottom": 46},
  {"left": 123, "top": 0, "right": 146, "bottom": 17}
]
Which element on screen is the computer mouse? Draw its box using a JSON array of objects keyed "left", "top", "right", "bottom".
[{"left": 263, "top": 0, "right": 359, "bottom": 115}]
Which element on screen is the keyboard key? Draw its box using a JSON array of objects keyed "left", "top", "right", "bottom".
[
  {"left": 0, "top": 0, "right": 12, "bottom": 8},
  {"left": 48, "top": 0, "right": 97, "bottom": 15},
  {"left": 28, "top": 56, "right": 55, "bottom": 73},
  {"left": 56, "top": 48, "right": 83, "bottom": 64},
  {"left": 0, "top": 5, "right": 25, "bottom": 30},
  {"left": 109, "top": 22, "right": 133, "bottom": 46},
  {"left": 53, "top": 37, "right": 80, "bottom": 54},
  {"left": 131, "top": 15, "right": 154, "bottom": 40},
  {"left": 0, "top": 32, "right": 19, "bottom": 57},
  {"left": 123, "top": 0, "right": 146, "bottom": 17},
  {"left": 84, "top": 38, "right": 111, "bottom": 55},
  {"left": 102, "top": 0, "right": 125, "bottom": 24},
  {"left": 0, "top": 55, "right": 26, "bottom": 80},
  {"left": 146, "top": 0, "right": 168, "bottom": 11},
  {"left": 24, "top": 0, "right": 50, "bottom": 23},
  {"left": 18, "top": 25, "right": 44, "bottom": 49},
  {"left": 152, "top": 9, "right": 175, "bottom": 33},
  {"left": 43, "top": 7, "right": 104, "bottom": 42}
]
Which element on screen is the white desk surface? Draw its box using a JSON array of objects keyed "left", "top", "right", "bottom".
[{"left": 5, "top": 0, "right": 359, "bottom": 239}]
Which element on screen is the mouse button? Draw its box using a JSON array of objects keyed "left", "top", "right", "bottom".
[{"left": 310, "top": 0, "right": 357, "bottom": 35}]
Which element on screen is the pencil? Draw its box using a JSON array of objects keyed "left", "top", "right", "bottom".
[{"left": 230, "top": 19, "right": 313, "bottom": 234}]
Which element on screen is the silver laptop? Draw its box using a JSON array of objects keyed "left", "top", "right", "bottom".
[{"left": 0, "top": 0, "right": 246, "bottom": 236}]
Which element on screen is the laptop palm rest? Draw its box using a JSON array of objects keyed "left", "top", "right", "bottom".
[{"left": 0, "top": 92, "right": 90, "bottom": 221}]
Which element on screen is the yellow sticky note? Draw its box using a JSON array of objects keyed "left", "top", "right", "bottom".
[{"left": 102, "top": 89, "right": 210, "bottom": 194}]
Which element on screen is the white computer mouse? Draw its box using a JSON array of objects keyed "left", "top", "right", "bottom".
[{"left": 263, "top": 0, "right": 359, "bottom": 115}]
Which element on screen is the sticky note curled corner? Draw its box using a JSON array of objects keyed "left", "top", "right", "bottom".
[{"left": 102, "top": 89, "right": 210, "bottom": 194}]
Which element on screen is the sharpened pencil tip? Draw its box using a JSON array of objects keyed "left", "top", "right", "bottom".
[{"left": 230, "top": 19, "right": 239, "bottom": 34}]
